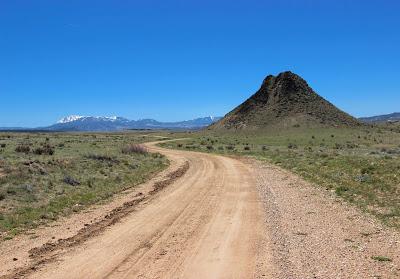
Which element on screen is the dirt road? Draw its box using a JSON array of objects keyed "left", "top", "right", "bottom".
[
  {"left": 1, "top": 141, "right": 399, "bottom": 279},
  {"left": 20, "top": 142, "right": 268, "bottom": 278}
]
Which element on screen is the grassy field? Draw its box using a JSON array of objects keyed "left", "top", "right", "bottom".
[
  {"left": 161, "top": 126, "right": 400, "bottom": 229},
  {"left": 0, "top": 132, "right": 168, "bottom": 239}
]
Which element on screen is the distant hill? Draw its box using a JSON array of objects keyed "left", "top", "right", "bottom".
[
  {"left": 209, "top": 71, "right": 361, "bottom": 131},
  {"left": 359, "top": 112, "right": 400, "bottom": 123},
  {"left": 0, "top": 116, "right": 222, "bottom": 132}
]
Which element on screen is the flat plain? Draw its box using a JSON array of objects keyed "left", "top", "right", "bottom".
[
  {"left": 161, "top": 125, "right": 400, "bottom": 229},
  {"left": 0, "top": 132, "right": 168, "bottom": 239}
]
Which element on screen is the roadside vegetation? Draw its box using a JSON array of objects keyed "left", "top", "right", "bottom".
[
  {"left": 0, "top": 132, "right": 168, "bottom": 239},
  {"left": 161, "top": 126, "right": 400, "bottom": 229}
]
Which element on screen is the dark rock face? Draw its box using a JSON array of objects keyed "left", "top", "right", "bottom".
[{"left": 211, "top": 71, "right": 361, "bottom": 130}]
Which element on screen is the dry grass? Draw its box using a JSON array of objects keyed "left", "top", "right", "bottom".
[
  {"left": 160, "top": 127, "right": 400, "bottom": 229},
  {"left": 0, "top": 132, "right": 168, "bottom": 238},
  {"left": 121, "top": 144, "right": 148, "bottom": 155}
]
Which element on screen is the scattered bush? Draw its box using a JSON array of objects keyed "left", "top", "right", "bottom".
[
  {"left": 346, "top": 142, "right": 358, "bottom": 149},
  {"left": 262, "top": 145, "right": 268, "bottom": 151},
  {"left": 85, "top": 154, "right": 119, "bottom": 163},
  {"left": 361, "top": 166, "right": 375, "bottom": 175},
  {"left": 206, "top": 145, "right": 214, "bottom": 150},
  {"left": 371, "top": 256, "right": 392, "bottom": 262},
  {"left": 334, "top": 143, "right": 344, "bottom": 150},
  {"left": 33, "top": 144, "right": 55, "bottom": 155},
  {"left": 226, "top": 145, "right": 235, "bottom": 150},
  {"left": 244, "top": 146, "right": 250, "bottom": 151},
  {"left": 386, "top": 149, "right": 400, "bottom": 155},
  {"left": 287, "top": 143, "right": 298, "bottom": 149},
  {"left": 6, "top": 187, "right": 17, "bottom": 195},
  {"left": 22, "top": 184, "right": 33, "bottom": 192},
  {"left": 63, "top": 176, "right": 80, "bottom": 186},
  {"left": 335, "top": 186, "right": 349, "bottom": 195},
  {"left": 355, "top": 174, "right": 371, "bottom": 183},
  {"left": 121, "top": 144, "right": 148, "bottom": 155},
  {"left": 15, "top": 145, "right": 30, "bottom": 154},
  {"left": 0, "top": 144, "right": 6, "bottom": 148}
]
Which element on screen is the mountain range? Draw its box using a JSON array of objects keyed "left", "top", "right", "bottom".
[
  {"left": 1, "top": 73, "right": 397, "bottom": 133},
  {"left": 359, "top": 112, "right": 400, "bottom": 123},
  {"left": 0, "top": 116, "right": 222, "bottom": 132}
]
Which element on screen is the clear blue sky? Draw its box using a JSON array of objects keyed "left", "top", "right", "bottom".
[{"left": 1, "top": 0, "right": 399, "bottom": 127}]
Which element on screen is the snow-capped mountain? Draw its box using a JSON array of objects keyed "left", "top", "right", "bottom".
[
  {"left": 359, "top": 112, "right": 400, "bottom": 123},
  {"left": 58, "top": 115, "right": 125, "bottom": 124},
  {"left": 43, "top": 115, "right": 222, "bottom": 131},
  {"left": 58, "top": 115, "right": 84, "bottom": 123}
]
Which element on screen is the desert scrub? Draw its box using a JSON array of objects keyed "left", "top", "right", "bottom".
[
  {"left": 158, "top": 127, "right": 400, "bottom": 229},
  {"left": 121, "top": 143, "right": 148, "bottom": 155},
  {"left": 0, "top": 132, "right": 168, "bottom": 238}
]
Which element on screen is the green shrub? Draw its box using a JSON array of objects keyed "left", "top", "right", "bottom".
[
  {"left": 288, "top": 143, "right": 298, "bottom": 149},
  {"left": 335, "top": 186, "right": 349, "bottom": 195}
]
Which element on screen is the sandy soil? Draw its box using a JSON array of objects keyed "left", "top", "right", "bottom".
[
  {"left": 0, "top": 142, "right": 399, "bottom": 279},
  {"left": 251, "top": 159, "right": 400, "bottom": 279},
  {"left": 1, "top": 142, "right": 268, "bottom": 278}
]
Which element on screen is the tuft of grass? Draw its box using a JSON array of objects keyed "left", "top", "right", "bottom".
[
  {"left": 121, "top": 144, "right": 148, "bottom": 155},
  {"left": 371, "top": 256, "right": 392, "bottom": 262}
]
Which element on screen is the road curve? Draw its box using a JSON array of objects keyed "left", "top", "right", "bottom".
[{"left": 28, "top": 142, "right": 269, "bottom": 279}]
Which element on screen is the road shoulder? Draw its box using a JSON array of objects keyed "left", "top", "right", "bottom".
[
  {"left": 0, "top": 153, "right": 187, "bottom": 278},
  {"left": 250, "top": 158, "right": 400, "bottom": 279}
]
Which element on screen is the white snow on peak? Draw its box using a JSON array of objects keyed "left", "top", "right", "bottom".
[
  {"left": 92, "top": 116, "right": 119, "bottom": 121},
  {"left": 58, "top": 115, "right": 85, "bottom": 123},
  {"left": 57, "top": 115, "right": 122, "bottom": 124},
  {"left": 103, "top": 116, "right": 118, "bottom": 121}
]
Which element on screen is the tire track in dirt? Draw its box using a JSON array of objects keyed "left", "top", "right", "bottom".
[{"left": 4, "top": 141, "right": 268, "bottom": 279}]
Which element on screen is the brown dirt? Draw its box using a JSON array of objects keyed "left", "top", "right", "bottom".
[
  {"left": 0, "top": 142, "right": 268, "bottom": 278},
  {"left": 1, "top": 141, "right": 399, "bottom": 279},
  {"left": 26, "top": 162, "right": 189, "bottom": 260},
  {"left": 251, "top": 159, "right": 400, "bottom": 278}
]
